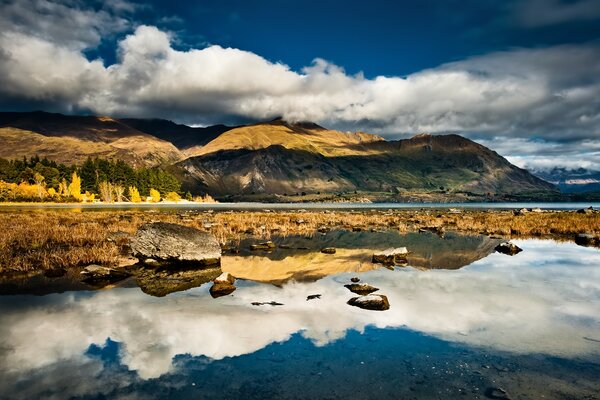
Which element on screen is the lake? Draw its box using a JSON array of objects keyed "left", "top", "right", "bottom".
[{"left": 0, "top": 231, "right": 599, "bottom": 399}]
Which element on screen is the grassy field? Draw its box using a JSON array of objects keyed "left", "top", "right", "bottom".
[{"left": 0, "top": 209, "right": 598, "bottom": 274}]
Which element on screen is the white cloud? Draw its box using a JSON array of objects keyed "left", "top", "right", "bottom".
[{"left": 0, "top": 1, "right": 599, "bottom": 170}]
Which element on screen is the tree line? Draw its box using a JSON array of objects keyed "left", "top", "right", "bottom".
[{"left": 0, "top": 156, "right": 195, "bottom": 202}]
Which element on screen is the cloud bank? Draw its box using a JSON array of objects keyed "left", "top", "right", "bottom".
[{"left": 0, "top": 0, "right": 599, "bottom": 171}]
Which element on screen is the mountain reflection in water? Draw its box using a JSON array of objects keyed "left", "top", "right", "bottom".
[{"left": 0, "top": 238, "right": 599, "bottom": 399}]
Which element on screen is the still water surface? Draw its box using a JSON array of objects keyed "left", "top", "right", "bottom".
[{"left": 0, "top": 233, "right": 599, "bottom": 399}]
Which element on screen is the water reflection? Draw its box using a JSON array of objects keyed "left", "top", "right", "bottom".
[{"left": 0, "top": 239, "right": 598, "bottom": 393}]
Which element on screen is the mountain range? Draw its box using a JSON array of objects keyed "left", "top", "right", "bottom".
[{"left": 0, "top": 111, "right": 561, "bottom": 201}]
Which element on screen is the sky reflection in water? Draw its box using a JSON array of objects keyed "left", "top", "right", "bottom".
[{"left": 0, "top": 239, "right": 599, "bottom": 399}]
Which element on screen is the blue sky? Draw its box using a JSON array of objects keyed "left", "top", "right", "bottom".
[{"left": 0, "top": 0, "right": 599, "bottom": 171}]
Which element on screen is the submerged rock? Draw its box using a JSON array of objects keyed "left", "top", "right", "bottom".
[
  {"left": 372, "top": 247, "right": 409, "bottom": 265},
  {"left": 130, "top": 222, "right": 221, "bottom": 267},
  {"left": 347, "top": 294, "right": 390, "bottom": 311},
  {"left": 80, "top": 265, "right": 131, "bottom": 285},
  {"left": 344, "top": 283, "right": 380, "bottom": 295},
  {"left": 320, "top": 247, "right": 336, "bottom": 254},
  {"left": 210, "top": 272, "right": 237, "bottom": 298},
  {"left": 250, "top": 241, "right": 276, "bottom": 251},
  {"left": 495, "top": 242, "right": 523, "bottom": 255},
  {"left": 350, "top": 277, "right": 360, "bottom": 283}
]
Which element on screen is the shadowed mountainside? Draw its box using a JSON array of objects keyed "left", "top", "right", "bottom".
[
  {"left": 179, "top": 120, "right": 557, "bottom": 199},
  {"left": 0, "top": 111, "right": 184, "bottom": 167}
]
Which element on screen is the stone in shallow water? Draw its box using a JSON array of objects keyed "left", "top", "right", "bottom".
[
  {"left": 130, "top": 222, "right": 221, "bottom": 267},
  {"left": 320, "top": 247, "right": 336, "bottom": 254},
  {"left": 344, "top": 283, "right": 379, "bottom": 295},
  {"left": 306, "top": 294, "right": 321, "bottom": 301},
  {"left": 250, "top": 241, "right": 276, "bottom": 251},
  {"left": 80, "top": 265, "right": 131, "bottom": 286},
  {"left": 210, "top": 272, "right": 237, "bottom": 298},
  {"left": 372, "top": 247, "right": 409, "bottom": 265},
  {"left": 347, "top": 294, "right": 390, "bottom": 311},
  {"left": 495, "top": 242, "right": 523, "bottom": 256},
  {"left": 575, "top": 233, "right": 598, "bottom": 247}
]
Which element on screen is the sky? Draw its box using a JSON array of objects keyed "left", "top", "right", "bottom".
[{"left": 0, "top": 0, "right": 599, "bottom": 172}]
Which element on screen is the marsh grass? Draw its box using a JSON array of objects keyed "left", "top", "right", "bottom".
[{"left": 0, "top": 209, "right": 598, "bottom": 274}]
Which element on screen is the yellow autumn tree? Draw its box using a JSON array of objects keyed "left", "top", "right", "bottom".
[
  {"left": 149, "top": 188, "right": 161, "bottom": 203},
  {"left": 128, "top": 186, "right": 141, "bottom": 203},
  {"left": 165, "top": 191, "right": 181, "bottom": 202},
  {"left": 68, "top": 172, "right": 82, "bottom": 201}
]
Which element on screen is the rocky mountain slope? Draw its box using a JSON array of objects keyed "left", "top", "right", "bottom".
[
  {"left": 0, "top": 111, "right": 183, "bottom": 167},
  {"left": 178, "top": 120, "right": 557, "bottom": 200}
]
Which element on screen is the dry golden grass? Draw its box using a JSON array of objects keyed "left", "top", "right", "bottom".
[{"left": 0, "top": 209, "right": 598, "bottom": 275}]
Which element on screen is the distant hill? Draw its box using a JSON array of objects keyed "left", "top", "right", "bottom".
[
  {"left": 532, "top": 167, "right": 600, "bottom": 193},
  {"left": 179, "top": 119, "right": 558, "bottom": 200},
  {"left": 0, "top": 111, "right": 183, "bottom": 167}
]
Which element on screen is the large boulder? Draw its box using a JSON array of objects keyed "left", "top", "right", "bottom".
[
  {"left": 130, "top": 222, "right": 221, "bottom": 267},
  {"left": 347, "top": 294, "right": 390, "bottom": 311}
]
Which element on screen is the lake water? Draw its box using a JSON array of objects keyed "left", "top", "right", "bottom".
[{"left": 0, "top": 232, "right": 599, "bottom": 399}]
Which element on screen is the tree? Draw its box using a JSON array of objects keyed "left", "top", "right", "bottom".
[
  {"left": 68, "top": 172, "right": 82, "bottom": 201},
  {"left": 114, "top": 184, "right": 125, "bottom": 202},
  {"left": 185, "top": 191, "right": 193, "bottom": 201},
  {"left": 149, "top": 188, "right": 161, "bottom": 203},
  {"left": 129, "top": 186, "right": 142, "bottom": 203},
  {"left": 165, "top": 191, "right": 181, "bottom": 202},
  {"left": 99, "top": 181, "right": 113, "bottom": 203},
  {"left": 33, "top": 172, "right": 46, "bottom": 200}
]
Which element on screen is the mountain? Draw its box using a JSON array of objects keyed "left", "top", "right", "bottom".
[
  {"left": 0, "top": 111, "right": 559, "bottom": 201},
  {"left": 532, "top": 167, "right": 600, "bottom": 193},
  {"left": 178, "top": 119, "right": 558, "bottom": 200},
  {"left": 118, "top": 118, "right": 234, "bottom": 156},
  {"left": 0, "top": 111, "right": 183, "bottom": 167}
]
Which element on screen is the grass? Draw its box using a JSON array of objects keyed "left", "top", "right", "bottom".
[{"left": 0, "top": 209, "right": 598, "bottom": 275}]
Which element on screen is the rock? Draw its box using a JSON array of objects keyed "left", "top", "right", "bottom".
[
  {"left": 352, "top": 226, "right": 363, "bottom": 232},
  {"left": 575, "top": 233, "right": 597, "bottom": 246},
  {"left": 495, "top": 242, "right": 523, "bottom": 255},
  {"left": 347, "top": 294, "right": 390, "bottom": 311},
  {"left": 317, "top": 226, "right": 330, "bottom": 233},
  {"left": 513, "top": 208, "right": 528, "bottom": 216},
  {"left": 321, "top": 247, "right": 336, "bottom": 254},
  {"left": 344, "top": 283, "right": 379, "bottom": 295},
  {"left": 419, "top": 226, "right": 445, "bottom": 236},
  {"left": 251, "top": 301, "right": 284, "bottom": 306},
  {"left": 214, "top": 272, "right": 236, "bottom": 284},
  {"left": 530, "top": 207, "right": 543, "bottom": 213},
  {"left": 130, "top": 222, "right": 221, "bottom": 267},
  {"left": 135, "top": 266, "right": 221, "bottom": 297},
  {"left": 448, "top": 208, "right": 462, "bottom": 214},
  {"left": 350, "top": 277, "right": 360, "bottom": 283},
  {"left": 80, "top": 265, "right": 131, "bottom": 285},
  {"left": 306, "top": 294, "right": 321, "bottom": 301},
  {"left": 250, "top": 241, "right": 276, "bottom": 251},
  {"left": 278, "top": 244, "right": 292, "bottom": 249},
  {"left": 118, "top": 257, "right": 139, "bottom": 268},
  {"left": 210, "top": 272, "right": 237, "bottom": 298},
  {"left": 372, "top": 247, "right": 409, "bottom": 265},
  {"left": 484, "top": 387, "right": 510, "bottom": 399},
  {"left": 210, "top": 282, "right": 236, "bottom": 298},
  {"left": 577, "top": 207, "right": 594, "bottom": 214}
]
